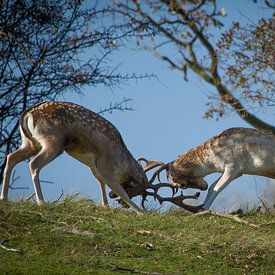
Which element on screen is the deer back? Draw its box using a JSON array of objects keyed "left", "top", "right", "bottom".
[
  {"left": 20, "top": 101, "right": 148, "bottom": 189},
  {"left": 174, "top": 127, "right": 275, "bottom": 178}
]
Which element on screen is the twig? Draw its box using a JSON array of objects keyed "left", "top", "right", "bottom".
[
  {"left": 26, "top": 193, "right": 35, "bottom": 201},
  {"left": 10, "top": 186, "right": 29, "bottom": 190},
  {"left": 112, "top": 266, "right": 181, "bottom": 275},
  {"left": 9, "top": 171, "right": 28, "bottom": 190},
  {"left": 0, "top": 240, "right": 21, "bottom": 254},
  {"left": 194, "top": 210, "right": 260, "bottom": 228},
  {"left": 64, "top": 192, "right": 81, "bottom": 201},
  {"left": 98, "top": 98, "right": 134, "bottom": 115},
  {"left": 52, "top": 190, "right": 64, "bottom": 204},
  {"left": 257, "top": 196, "right": 270, "bottom": 212},
  {"left": 67, "top": 214, "right": 105, "bottom": 222},
  {"left": 259, "top": 220, "right": 275, "bottom": 227},
  {"left": 40, "top": 180, "right": 55, "bottom": 184},
  {"left": 15, "top": 210, "right": 68, "bottom": 226},
  {"left": 51, "top": 226, "right": 95, "bottom": 237}
]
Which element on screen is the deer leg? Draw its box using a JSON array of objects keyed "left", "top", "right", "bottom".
[
  {"left": 1, "top": 143, "right": 37, "bottom": 201},
  {"left": 89, "top": 168, "right": 109, "bottom": 207},
  {"left": 203, "top": 166, "right": 240, "bottom": 210},
  {"left": 98, "top": 181, "right": 108, "bottom": 207},
  {"left": 29, "top": 141, "right": 64, "bottom": 205},
  {"left": 106, "top": 181, "right": 142, "bottom": 213},
  {"left": 201, "top": 175, "right": 222, "bottom": 209}
]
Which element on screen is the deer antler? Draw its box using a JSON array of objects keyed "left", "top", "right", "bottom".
[
  {"left": 142, "top": 190, "right": 203, "bottom": 213},
  {"left": 156, "top": 192, "right": 203, "bottom": 213},
  {"left": 137, "top": 158, "right": 202, "bottom": 212},
  {"left": 146, "top": 182, "right": 178, "bottom": 197},
  {"left": 137, "top": 157, "right": 165, "bottom": 173},
  {"left": 148, "top": 162, "right": 171, "bottom": 183},
  {"left": 137, "top": 157, "right": 172, "bottom": 183}
]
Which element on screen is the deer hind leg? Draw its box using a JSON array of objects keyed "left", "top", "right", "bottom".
[
  {"left": 29, "top": 139, "right": 64, "bottom": 205},
  {"left": 1, "top": 142, "right": 37, "bottom": 201},
  {"left": 203, "top": 165, "right": 240, "bottom": 210}
]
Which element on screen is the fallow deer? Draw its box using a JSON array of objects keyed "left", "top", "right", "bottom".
[
  {"left": 0, "top": 101, "right": 206, "bottom": 213},
  {"left": 0, "top": 101, "right": 152, "bottom": 212},
  {"left": 144, "top": 128, "right": 275, "bottom": 211}
]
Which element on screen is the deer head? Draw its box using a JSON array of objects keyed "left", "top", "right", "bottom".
[
  {"left": 108, "top": 158, "right": 164, "bottom": 206},
  {"left": 168, "top": 163, "right": 208, "bottom": 191},
  {"left": 128, "top": 158, "right": 204, "bottom": 212},
  {"left": 146, "top": 160, "right": 208, "bottom": 190}
]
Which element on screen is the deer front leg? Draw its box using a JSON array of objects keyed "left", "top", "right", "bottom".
[
  {"left": 89, "top": 168, "right": 109, "bottom": 207},
  {"left": 106, "top": 180, "right": 142, "bottom": 213},
  {"left": 200, "top": 176, "right": 222, "bottom": 210},
  {"left": 203, "top": 165, "right": 240, "bottom": 210},
  {"left": 99, "top": 181, "right": 108, "bottom": 207}
]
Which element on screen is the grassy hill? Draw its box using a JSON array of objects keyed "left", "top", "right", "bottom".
[{"left": 0, "top": 199, "right": 274, "bottom": 274}]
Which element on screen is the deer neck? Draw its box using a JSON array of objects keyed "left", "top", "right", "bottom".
[
  {"left": 175, "top": 144, "right": 217, "bottom": 177},
  {"left": 192, "top": 139, "right": 226, "bottom": 174},
  {"left": 114, "top": 145, "right": 144, "bottom": 184}
]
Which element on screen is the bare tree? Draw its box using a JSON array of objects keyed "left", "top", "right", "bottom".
[
  {"left": 114, "top": 0, "right": 275, "bottom": 132},
  {"left": 0, "top": 0, "right": 145, "bottom": 181}
]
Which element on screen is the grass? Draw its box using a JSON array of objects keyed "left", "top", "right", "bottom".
[{"left": 0, "top": 198, "right": 274, "bottom": 274}]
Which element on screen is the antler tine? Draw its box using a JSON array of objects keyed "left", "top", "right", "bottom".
[
  {"left": 148, "top": 163, "right": 170, "bottom": 183},
  {"left": 141, "top": 191, "right": 154, "bottom": 209},
  {"left": 142, "top": 182, "right": 203, "bottom": 212},
  {"left": 146, "top": 182, "right": 178, "bottom": 197},
  {"left": 155, "top": 192, "right": 203, "bottom": 213},
  {"left": 137, "top": 157, "right": 165, "bottom": 173}
]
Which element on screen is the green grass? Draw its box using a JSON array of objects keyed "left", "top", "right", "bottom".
[{"left": 0, "top": 199, "right": 274, "bottom": 274}]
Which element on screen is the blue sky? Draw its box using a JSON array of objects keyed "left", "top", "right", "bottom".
[{"left": 11, "top": 1, "right": 274, "bottom": 211}]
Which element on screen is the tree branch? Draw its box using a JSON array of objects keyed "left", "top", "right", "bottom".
[
  {"left": 194, "top": 210, "right": 260, "bottom": 228},
  {"left": 0, "top": 240, "right": 21, "bottom": 254},
  {"left": 128, "top": 0, "right": 275, "bottom": 133}
]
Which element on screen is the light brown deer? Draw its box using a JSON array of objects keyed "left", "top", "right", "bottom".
[
  {"left": 0, "top": 101, "right": 152, "bottom": 211},
  {"left": 0, "top": 101, "right": 205, "bottom": 213},
  {"left": 144, "top": 128, "right": 275, "bottom": 211}
]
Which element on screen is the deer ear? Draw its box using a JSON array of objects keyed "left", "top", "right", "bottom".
[{"left": 169, "top": 163, "right": 177, "bottom": 177}]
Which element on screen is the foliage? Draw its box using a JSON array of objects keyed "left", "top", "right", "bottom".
[
  {"left": 217, "top": 17, "right": 275, "bottom": 112},
  {"left": 113, "top": 0, "right": 275, "bottom": 132},
  {"left": 0, "top": 200, "right": 274, "bottom": 274}
]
